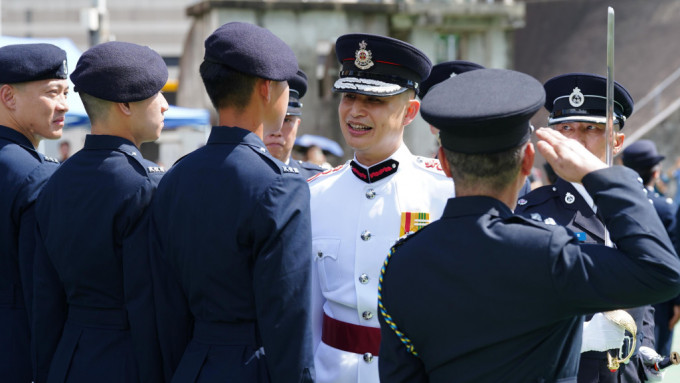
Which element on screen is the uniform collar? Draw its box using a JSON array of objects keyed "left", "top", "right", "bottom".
[
  {"left": 350, "top": 143, "right": 410, "bottom": 184},
  {"left": 0, "top": 125, "right": 35, "bottom": 150},
  {"left": 84, "top": 134, "right": 141, "bottom": 158},
  {"left": 207, "top": 126, "right": 267, "bottom": 149},
  {"left": 442, "top": 195, "right": 513, "bottom": 220}
]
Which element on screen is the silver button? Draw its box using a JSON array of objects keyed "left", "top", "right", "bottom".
[
  {"left": 317, "top": 251, "right": 323, "bottom": 258},
  {"left": 358, "top": 273, "right": 369, "bottom": 284},
  {"left": 365, "top": 189, "right": 376, "bottom": 199},
  {"left": 360, "top": 230, "right": 372, "bottom": 241},
  {"left": 362, "top": 311, "right": 373, "bottom": 320},
  {"left": 363, "top": 352, "right": 373, "bottom": 363}
]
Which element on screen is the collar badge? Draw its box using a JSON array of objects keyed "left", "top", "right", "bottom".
[
  {"left": 354, "top": 40, "right": 374, "bottom": 70},
  {"left": 565, "top": 192, "right": 576, "bottom": 204},
  {"left": 517, "top": 198, "right": 528, "bottom": 206}
]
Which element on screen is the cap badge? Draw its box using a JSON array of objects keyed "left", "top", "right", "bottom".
[
  {"left": 569, "top": 87, "right": 584, "bottom": 107},
  {"left": 565, "top": 192, "right": 576, "bottom": 204},
  {"left": 354, "top": 40, "right": 374, "bottom": 70}
]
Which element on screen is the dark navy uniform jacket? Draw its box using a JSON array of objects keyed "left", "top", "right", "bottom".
[
  {"left": 0, "top": 125, "right": 59, "bottom": 383},
  {"left": 648, "top": 189, "right": 680, "bottom": 356},
  {"left": 33, "top": 135, "right": 165, "bottom": 383},
  {"left": 378, "top": 167, "right": 680, "bottom": 383},
  {"left": 516, "top": 177, "right": 658, "bottom": 383},
  {"left": 150, "top": 126, "right": 314, "bottom": 383}
]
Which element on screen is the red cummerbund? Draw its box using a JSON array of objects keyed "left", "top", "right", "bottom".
[{"left": 322, "top": 313, "right": 381, "bottom": 355}]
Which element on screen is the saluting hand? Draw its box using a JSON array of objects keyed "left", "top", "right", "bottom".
[{"left": 535, "top": 127, "right": 607, "bottom": 183}]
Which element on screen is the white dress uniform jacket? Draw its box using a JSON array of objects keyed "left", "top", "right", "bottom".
[{"left": 308, "top": 144, "right": 454, "bottom": 383}]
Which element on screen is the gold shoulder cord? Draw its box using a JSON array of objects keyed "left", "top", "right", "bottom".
[{"left": 603, "top": 309, "right": 637, "bottom": 371}]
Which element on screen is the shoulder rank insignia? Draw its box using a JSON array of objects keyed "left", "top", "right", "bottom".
[
  {"left": 530, "top": 213, "right": 542, "bottom": 222},
  {"left": 44, "top": 156, "right": 59, "bottom": 163},
  {"left": 400, "top": 212, "right": 430, "bottom": 237},
  {"left": 282, "top": 166, "right": 300, "bottom": 174},
  {"left": 543, "top": 217, "right": 556, "bottom": 225},
  {"left": 148, "top": 166, "right": 165, "bottom": 173}
]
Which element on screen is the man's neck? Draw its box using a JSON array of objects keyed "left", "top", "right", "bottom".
[
  {"left": 0, "top": 120, "right": 38, "bottom": 148},
  {"left": 218, "top": 105, "right": 265, "bottom": 139},
  {"left": 354, "top": 145, "right": 401, "bottom": 167}
]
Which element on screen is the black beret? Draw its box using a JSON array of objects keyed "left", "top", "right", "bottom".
[
  {"left": 0, "top": 43, "right": 68, "bottom": 84},
  {"left": 71, "top": 41, "right": 168, "bottom": 103},
  {"left": 288, "top": 70, "right": 307, "bottom": 116},
  {"left": 418, "top": 60, "right": 485, "bottom": 99},
  {"left": 333, "top": 33, "right": 432, "bottom": 97},
  {"left": 204, "top": 22, "right": 298, "bottom": 82},
  {"left": 544, "top": 72, "right": 634, "bottom": 129},
  {"left": 422, "top": 69, "right": 545, "bottom": 154},
  {"left": 622, "top": 139, "right": 665, "bottom": 169}
]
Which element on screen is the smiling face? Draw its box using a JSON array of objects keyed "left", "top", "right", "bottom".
[
  {"left": 11, "top": 79, "right": 69, "bottom": 146},
  {"left": 551, "top": 121, "right": 624, "bottom": 162},
  {"left": 264, "top": 114, "right": 300, "bottom": 163},
  {"left": 338, "top": 91, "right": 418, "bottom": 166}
]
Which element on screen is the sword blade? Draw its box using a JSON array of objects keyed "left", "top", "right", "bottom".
[{"left": 605, "top": 6, "right": 615, "bottom": 247}]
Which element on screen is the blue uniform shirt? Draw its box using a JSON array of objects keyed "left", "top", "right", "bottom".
[
  {"left": 150, "top": 126, "right": 314, "bottom": 382},
  {"left": 33, "top": 135, "right": 165, "bottom": 383},
  {"left": 0, "top": 125, "right": 59, "bottom": 382}
]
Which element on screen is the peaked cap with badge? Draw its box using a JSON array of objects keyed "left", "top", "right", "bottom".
[
  {"left": 418, "top": 60, "right": 484, "bottom": 99},
  {"left": 333, "top": 33, "right": 432, "bottom": 97},
  {"left": 288, "top": 70, "right": 307, "bottom": 116},
  {"left": 0, "top": 43, "right": 68, "bottom": 84},
  {"left": 421, "top": 68, "right": 545, "bottom": 154},
  {"left": 70, "top": 41, "right": 168, "bottom": 103},
  {"left": 544, "top": 72, "right": 634, "bottom": 128}
]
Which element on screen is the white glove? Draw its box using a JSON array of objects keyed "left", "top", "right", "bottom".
[{"left": 581, "top": 313, "right": 625, "bottom": 353}]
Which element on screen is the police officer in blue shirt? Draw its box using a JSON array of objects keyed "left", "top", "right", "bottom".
[
  {"left": 32, "top": 41, "right": 169, "bottom": 383},
  {"left": 149, "top": 22, "right": 314, "bottom": 382},
  {"left": 516, "top": 73, "right": 654, "bottom": 383},
  {"left": 264, "top": 69, "right": 323, "bottom": 179},
  {"left": 622, "top": 140, "right": 680, "bottom": 360},
  {"left": 0, "top": 43, "right": 68, "bottom": 383},
  {"left": 377, "top": 68, "right": 680, "bottom": 383}
]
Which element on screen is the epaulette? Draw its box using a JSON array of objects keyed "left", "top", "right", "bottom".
[
  {"left": 516, "top": 185, "right": 558, "bottom": 209},
  {"left": 505, "top": 213, "right": 558, "bottom": 230},
  {"left": 414, "top": 156, "right": 445, "bottom": 175},
  {"left": 307, "top": 163, "right": 346, "bottom": 183},
  {"left": 245, "top": 144, "right": 300, "bottom": 176}
]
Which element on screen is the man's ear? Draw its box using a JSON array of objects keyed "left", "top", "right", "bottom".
[
  {"left": 438, "top": 146, "right": 453, "bottom": 178},
  {"left": 613, "top": 132, "right": 625, "bottom": 155},
  {"left": 0, "top": 84, "right": 17, "bottom": 110},
  {"left": 521, "top": 143, "right": 535, "bottom": 176},
  {"left": 117, "top": 102, "right": 133, "bottom": 116},
  {"left": 258, "top": 79, "right": 272, "bottom": 103},
  {"left": 402, "top": 98, "right": 420, "bottom": 127}
]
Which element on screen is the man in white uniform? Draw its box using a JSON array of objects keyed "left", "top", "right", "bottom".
[{"left": 308, "top": 33, "right": 454, "bottom": 383}]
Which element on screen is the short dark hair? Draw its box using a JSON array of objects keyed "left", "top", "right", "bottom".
[
  {"left": 442, "top": 143, "right": 526, "bottom": 190},
  {"left": 79, "top": 93, "right": 111, "bottom": 124},
  {"left": 199, "top": 60, "right": 257, "bottom": 110}
]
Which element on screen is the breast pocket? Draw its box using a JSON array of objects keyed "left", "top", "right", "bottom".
[{"left": 312, "top": 238, "right": 344, "bottom": 294}]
